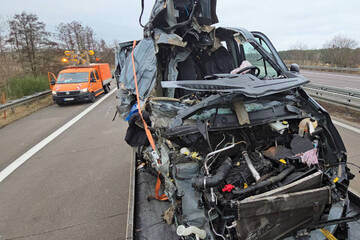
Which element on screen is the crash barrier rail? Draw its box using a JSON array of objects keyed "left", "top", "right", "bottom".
[
  {"left": 304, "top": 83, "right": 360, "bottom": 110},
  {"left": 0, "top": 84, "right": 358, "bottom": 112},
  {"left": 0, "top": 90, "right": 51, "bottom": 111},
  {"left": 301, "top": 65, "right": 360, "bottom": 73}
]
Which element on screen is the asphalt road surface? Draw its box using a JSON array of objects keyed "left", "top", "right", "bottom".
[
  {"left": 302, "top": 70, "right": 360, "bottom": 89},
  {"left": 0, "top": 87, "right": 132, "bottom": 240},
  {"left": 333, "top": 119, "right": 360, "bottom": 194},
  {"left": 1, "top": 75, "right": 360, "bottom": 239}
]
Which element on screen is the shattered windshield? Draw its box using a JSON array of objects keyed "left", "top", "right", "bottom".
[
  {"left": 57, "top": 72, "right": 89, "bottom": 84},
  {"left": 242, "top": 41, "right": 278, "bottom": 78}
]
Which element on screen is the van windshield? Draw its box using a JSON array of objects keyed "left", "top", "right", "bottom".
[{"left": 57, "top": 72, "right": 89, "bottom": 84}]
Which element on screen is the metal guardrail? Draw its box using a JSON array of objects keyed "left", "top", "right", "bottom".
[
  {"left": 301, "top": 65, "right": 360, "bottom": 73},
  {"left": 0, "top": 90, "right": 51, "bottom": 111},
  {"left": 304, "top": 83, "right": 360, "bottom": 110},
  {"left": 0, "top": 84, "right": 358, "bottom": 113}
]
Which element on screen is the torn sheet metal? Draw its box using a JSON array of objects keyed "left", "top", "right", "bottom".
[
  {"left": 166, "top": 49, "right": 192, "bottom": 98},
  {"left": 116, "top": 88, "right": 135, "bottom": 120},
  {"left": 115, "top": 2, "right": 353, "bottom": 238},
  {"left": 149, "top": 99, "right": 189, "bottom": 128},
  {"left": 119, "top": 38, "right": 157, "bottom": 99},
  {"left": 154, "top": 29, "right": 188, "bottom": 48}
]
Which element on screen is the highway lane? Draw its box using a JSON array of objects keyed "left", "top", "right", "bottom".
[
  {"left": 302, "top": 70, "right": 360, "bottom": 89},
  {"left": 0, "top": 88, "right": 132, "bottom": 240},
  {"left": 0, "top": 101, "right": 91, "bottom": 172}
]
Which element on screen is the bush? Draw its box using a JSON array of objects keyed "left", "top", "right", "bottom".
[{"left": 5, "top": 74, "right": 49, "bottom": 99}]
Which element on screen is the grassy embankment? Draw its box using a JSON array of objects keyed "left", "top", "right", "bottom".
[
  {"left": 0, "top": 75, "right": 52, "bottom": 128},
  {"left": 1, "top": 75, "right": 49, "bottom": 100}
]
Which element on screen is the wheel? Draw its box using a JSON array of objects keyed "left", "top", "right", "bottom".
[
  {"left": 103, "top": 84, "right": 110, "bottom": 94},
  {"left": 89, "top": 92, "right": 96, "bottom": 103},
  {"left": 57, "top": 102, "right": 64, "bottom": 106}
]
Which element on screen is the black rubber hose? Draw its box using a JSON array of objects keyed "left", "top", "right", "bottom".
[
  {"left": 232, "top": 165, "right": 295, "bottom": 196},
  {"left": 192, "top": 157, "right": 232, "bottom": 189}
]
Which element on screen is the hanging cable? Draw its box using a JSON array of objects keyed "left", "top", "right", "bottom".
[{"left": 139, "top": 0, "right": 145, "bottom": 28}]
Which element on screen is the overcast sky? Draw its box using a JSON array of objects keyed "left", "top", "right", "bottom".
[{"left": 1, "top": 0, "right": 359, "bottom": 50}]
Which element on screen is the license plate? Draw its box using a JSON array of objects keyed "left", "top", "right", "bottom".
[{"left": 64, "top": 98, "right": 74, "bottom": 101}]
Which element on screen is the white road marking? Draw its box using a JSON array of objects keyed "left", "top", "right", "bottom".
[
  {"left": 333, "top": 120, "right": 360, "bottom": 135},
  {"left": 302, "top": 71, "right": 360, "bottom": 80},
  {"left": 0, "top": 88, "right": 117, "bottom": 182}
]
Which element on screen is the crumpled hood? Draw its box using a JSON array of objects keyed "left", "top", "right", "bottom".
[{"left": 54, "top": 82, "right": 88, "bottom": 92}]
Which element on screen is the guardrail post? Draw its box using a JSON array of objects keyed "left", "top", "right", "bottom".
[{"left": 1, "top": 92, "right": 6, "bottom": 120}]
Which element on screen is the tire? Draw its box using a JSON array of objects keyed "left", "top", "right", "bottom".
[
  {"left": 89, "top": 92, "right": 96, "bottom": 103},
  {"left": 57, "top": 102, "right": 64, "bottom": 106},
  {"left": 103, "top": 84, "right": 110, "bottom": 94}
]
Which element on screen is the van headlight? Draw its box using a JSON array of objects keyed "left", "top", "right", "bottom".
[
  {"left": 80, "top": 88, "right": 88, "bottom": 93},
  {"left": 52, "top": 91, "right": 56, "bottom": 95}
]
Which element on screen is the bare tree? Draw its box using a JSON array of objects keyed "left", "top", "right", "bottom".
[
  {"left": 56, "top": 21, "right": 116, "bottom": 65},
  {"left": 0, "top": 19, "right": 5, "bottom": 53},
  {"left": 356, "top": 48, "right": 360, "bottom": 68},
  {"left": 0, "top": 21, "right": 5, "bottom": 90},
  {"left": 290, "top": 42, "right": 308, "bottom": 51},
  {"left": 96, "top": 39, "right": 115, "bottom": 65},
  {"left": 85, "top": 26, "right": 96, "bottom": 51},
  {"left": 322, "top": 34, "right": 358, "bottom": 67},
  {"left": 324, "top": 35, "right": 358, "bottom": 49},
  {"left": 7, "top": 12, "right": 55, "bottom": 75},
  {"left": 0, "top": 17, "right": 23, "bottom": 92},
  {"left": 57, "top": 21, "right": 97, "bottom": 52},
  {"left": 287, "top": 42, "right": 309, "bottom": 65}
]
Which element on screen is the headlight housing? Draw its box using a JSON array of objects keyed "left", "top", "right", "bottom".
[
  {"left": 80, "top": 88, "right": 88, "bottom": 93},
  {"left": 52, "top": 90, "right": 56, "bottom": 95}
]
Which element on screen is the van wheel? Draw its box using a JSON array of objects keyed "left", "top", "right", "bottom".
[
  {"left": 89, "top": 92, "right": 96, "bottom": 103},
  {"left": 103, "top": 84, "right": 110, "bottom": 94}
]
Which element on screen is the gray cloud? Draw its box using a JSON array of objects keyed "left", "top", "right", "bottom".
[{"left": 1, "top": 0, "right": 359, "bottom": 50}]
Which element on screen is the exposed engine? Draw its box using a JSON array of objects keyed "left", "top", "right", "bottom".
[
  {"left": 114, "top": 1, "right": 355, "bottom": 239},
  {"left": 132, "top": 90, "right": 352, "bottom": 240}
]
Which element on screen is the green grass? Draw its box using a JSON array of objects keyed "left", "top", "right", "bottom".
[{"left": 5, "top": 75, "right": 50, "bottom": 100}]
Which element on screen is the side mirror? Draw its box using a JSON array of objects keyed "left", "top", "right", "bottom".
[
  {"left": 50, "top": 80, "right": 56, "bottom": 85},
  {"left": 290, "top": 63, "right": 300, "bottom": 73}
]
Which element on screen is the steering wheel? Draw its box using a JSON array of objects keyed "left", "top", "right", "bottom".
[{"left": 235, "top": 66, "right": 260, "bottom": 77}]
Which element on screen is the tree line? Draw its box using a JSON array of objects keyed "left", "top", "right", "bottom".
[
  {"left": 279, "top": 35, "right": 360, "bottom": 68},
  {"left": 0, "top": 12, "right": 115, "bottom": 92}
]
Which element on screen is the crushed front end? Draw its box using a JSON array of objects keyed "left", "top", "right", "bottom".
[
  {"left": 115, "top": 1, "right": 357, "bottom": 239},
  {"left": 130, "top": 86, "right": 353, "bottom": 240}
]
